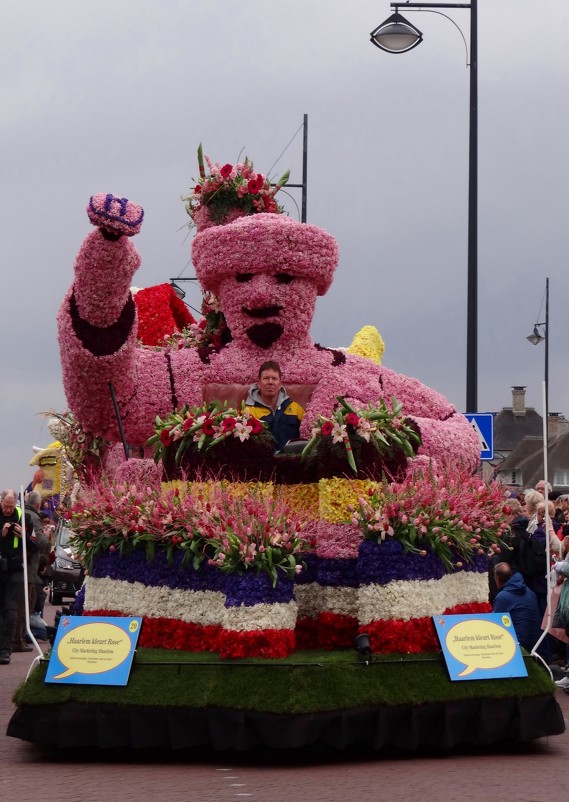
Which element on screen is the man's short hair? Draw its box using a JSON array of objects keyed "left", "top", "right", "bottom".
[
  {"left": 27, "top": 490, "right": 41, "bottom": 508},
  {"left": 494, "top": 562, "right": 513, "bottom": 584},
  {"left": 258, "top": 360, "right": 281, "bottom": 380}
]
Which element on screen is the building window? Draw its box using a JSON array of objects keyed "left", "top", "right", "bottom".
[
  {"left": 498, "top": 469, "right": 521, "bottom": 486},
  {"left": 553, "top": 470, "right": 569, "bottom": 486}
]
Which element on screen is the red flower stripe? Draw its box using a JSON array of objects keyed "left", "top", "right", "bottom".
[{"left": 359, "top": 601, "right": 492, "bottom": 654}]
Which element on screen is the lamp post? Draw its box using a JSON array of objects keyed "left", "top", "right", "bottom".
[
  {"left": 370, "top": 2, "right": 478, "bottom": 413},
  {"left": 526, "top": 277, "right": 549, "bottom": 423}
]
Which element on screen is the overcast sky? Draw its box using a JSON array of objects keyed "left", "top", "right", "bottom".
[{"left": 1, "top": 0, "right": 567, "bottom": 490}]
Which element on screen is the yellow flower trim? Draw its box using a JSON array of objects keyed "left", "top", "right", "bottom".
[
  {"left": 275, "top": 483, "right": 320, "bottom": 521},
  {"left": 318, "top": 478, "right": 380, "bottom": 524},
  {"left": 346, "top": 325, "right": 385, "bottom": 365}
]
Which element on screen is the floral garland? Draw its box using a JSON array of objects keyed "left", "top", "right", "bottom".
[
  {"left": 147, "top": 400, "right": 269, "bottom": 466},
  {"left": 352, "top": 471, "right": 511, "bottom": 571},
  {"left": 302, "top": 396, "right": 421, "bottom": 474},
  {"left": 183, "top": 145, "right": 289, "bottom": 232}
]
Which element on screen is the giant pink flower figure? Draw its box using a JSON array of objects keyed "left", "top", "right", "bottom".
[{"left": 57, "top": 193, "right": 479, "bottom": 474}]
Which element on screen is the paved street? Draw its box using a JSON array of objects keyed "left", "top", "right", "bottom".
[{"left": 2, "top": 601, "right": 568, "bottom": 802}]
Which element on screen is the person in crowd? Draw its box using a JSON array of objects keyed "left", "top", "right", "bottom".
[
  {"left": 0, "top": 489, "right": 36, "bottom": 664},
  {"left": 12, "top": 491, "right": 51, "bottom": 649},
  {"left": 489, "top": 498, "right": 527, "bottom": 603},
  {"left": 245, "top": 360, "right": 305, "bottom": 451},
  {"left": 524, "top": 489, "right": 544, "bottom": 534},
  {"left": 536, "top": 499, "right": 563, "bottom": 547},
  {"left": 25, "top": 554, "right": 51, "bottom": 643},
  {"left": 493, "top": 562, "right": 542, "bottom": 652},
  {"left": 536, "top": 479, "right": 553, "bottom": 497}
]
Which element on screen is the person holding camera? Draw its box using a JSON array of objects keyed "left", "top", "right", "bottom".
[{"left": 0, "top": 489, "right": 36, "bottom": 665}]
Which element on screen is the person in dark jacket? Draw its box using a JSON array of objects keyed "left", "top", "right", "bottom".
[
  {"left": 488, "top": 499, "right": 527, "bottom": 603},
  {"left": 0, "top": 489, "right": 36, "bottom": 664},
  {"left": 493, "top": 562, "right": 542, "bottom": 652},
  {"left": 245, "top": 360, "right": 304, "bottom": 451}
]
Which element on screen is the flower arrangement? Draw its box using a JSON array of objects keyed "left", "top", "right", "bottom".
[
  {"left": 351, "top": 470, "right": 512, "bottom": 571},
  {"left": 147, "top": 399, "right": 270, "bottom": 466},
  {"left": 64, "top": 481, "right": 307, "bottom": 587},
  {"left": 183, "top": 144, "right": 289, "bottom": 231},
  {"left": 302, "top": 396, "right": 421, "bottom": 475},
  {"left": 46, "top": 410, "right": 109, "bottom": 480},
  {"left": 204, "top": 491, "right": 308, "bottom": 586},
  {"left": 63, "top": 481, "right": 215, "bottom": 570}
]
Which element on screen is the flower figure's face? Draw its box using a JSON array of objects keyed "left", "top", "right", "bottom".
[{"left": 217, "top": 269, "right": 318, "bottom": 349}]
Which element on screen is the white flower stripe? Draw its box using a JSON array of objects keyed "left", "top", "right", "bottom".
[
  {"left": 83, "top": 576, "right": 226, "bottom": 626},
  {"left": 222, "top": 601, "right": 298, "bottom": 632},
  {"left": 358, "top": 572, "right": 489, "bottom": 624}
]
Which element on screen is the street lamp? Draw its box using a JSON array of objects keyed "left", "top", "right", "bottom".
[
  {"left": 370, "top": 2, "right": 478, "bottom": 413},
  {"left": 370, "top": 12, "right": 423, "bottom": 52},
  {"left": 526, "top": 277, "right": 549, "bottom": 422}
]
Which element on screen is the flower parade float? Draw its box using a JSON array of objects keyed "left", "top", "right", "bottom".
[{"left": 8, "top": 156, "right": 563, "bottom": 751}]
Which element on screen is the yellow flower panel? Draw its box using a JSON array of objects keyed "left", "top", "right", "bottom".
[
  {"left": 318, "top": 478, "right": 381, "bottom": 524},
  {"left": 275, "top": 483, "right": 320, "bottom": 521}
]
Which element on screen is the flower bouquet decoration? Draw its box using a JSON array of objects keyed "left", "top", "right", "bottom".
[
  {"left": 147, "top": 400, "right": 276, "bottom": 480},
  {"left": 352, "top": 471, "right": 512, "bottom": 571},
  {"left": 183, "top": 144, "right": 290, "bottom": 231},
  {"left": 205, "top": 491, "right": 308, "bottom": 587},
  {"left": 301, "top": 396, "right": 421, "bottom": 479}
]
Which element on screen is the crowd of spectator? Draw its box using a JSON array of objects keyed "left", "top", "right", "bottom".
[{"left": 492, "top": 479, "right": 569, "bottom": 688}]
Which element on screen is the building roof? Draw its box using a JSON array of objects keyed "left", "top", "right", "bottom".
[
  {"left": 493, "top": 407, "right": 543, "bottom": 452},
  {"left": 499, "top": 431, "right": 569, "bottom": 490}
]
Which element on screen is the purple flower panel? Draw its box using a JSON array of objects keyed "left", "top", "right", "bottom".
[
  {"left": 224, "top": 572, "right": 294, "bottom": 608},
  {"left": 91, "top": 548, "right": 226, "bottom": 592}
]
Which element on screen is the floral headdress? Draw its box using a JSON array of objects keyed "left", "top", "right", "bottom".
[{"left": 183, "top": 144, "right": 289, "bottom": 232}]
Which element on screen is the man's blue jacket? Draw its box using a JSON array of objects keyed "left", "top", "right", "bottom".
[{"left": 493, "top": 571, "right": 542, "bottom": 651}]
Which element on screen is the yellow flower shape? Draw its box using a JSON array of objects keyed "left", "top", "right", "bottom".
[{"left": 346, "top": 325, "right": 385, "bottom": 365}]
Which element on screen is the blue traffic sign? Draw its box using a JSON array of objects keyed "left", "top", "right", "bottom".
[{"left": 464, "top": 413, "right": 494, "bottom": 460}]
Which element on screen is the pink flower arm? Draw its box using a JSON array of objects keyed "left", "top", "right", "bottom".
[
  {"left": 57, "top": 221, "right": 176, "bottom": 445},
  {"left": 72, "top": 229, "right": 141, "bottom": 327}
]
